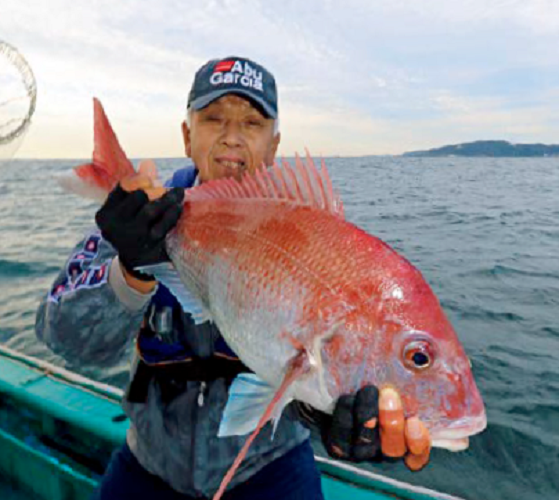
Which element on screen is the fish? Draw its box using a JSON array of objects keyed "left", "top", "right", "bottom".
[{"left": 62, "top": 98, "right": 487, "bottom": 500}]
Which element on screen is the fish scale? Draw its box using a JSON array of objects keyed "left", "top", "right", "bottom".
[{"left": 166, "top": 197, "right": 456, "bottom": 415}]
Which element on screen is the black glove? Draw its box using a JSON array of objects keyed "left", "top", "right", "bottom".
[
  {"left": 95, "top": 185, "right": 185, "bottom": 281},
  {"left": 322, "top": 385, "right": 381, "bottom": 462}
]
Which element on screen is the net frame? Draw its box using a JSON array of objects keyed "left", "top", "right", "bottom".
[{"left": 0, "top": 40, "right": 37, "bottom": 146}]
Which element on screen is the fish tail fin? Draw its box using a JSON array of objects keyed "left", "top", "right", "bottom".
[
  {"left": 57, "top": 98, "right": 135, "bottom": 201},
  {"left": 212, "top": 352, "right": 308, "bottom": 500},
  {"left": 187, "top": 151, "right": 345, "bottom": 218}
]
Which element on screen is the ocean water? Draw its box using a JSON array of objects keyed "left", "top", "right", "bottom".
[{"left": 0, "top": 156, "right": 558, "bottom": 500}]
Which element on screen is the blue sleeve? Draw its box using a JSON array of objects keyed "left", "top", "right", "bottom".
[
  {"left": 164, "top": 166, "right": 198, "bottom": 189},
  {"left": 35, "top": 230, "right": 147, "bottom": 368}
]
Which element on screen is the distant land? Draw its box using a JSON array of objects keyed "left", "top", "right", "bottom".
[{"left": 403, "top": 140, "right": 559, "bottom": 157}]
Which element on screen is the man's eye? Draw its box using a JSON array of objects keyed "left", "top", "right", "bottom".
[
  {"left": 205, "top": 115, "right": 222, "bottom": 122},
  {"left": 246, "top": 119, "right": 263, "bottom": 128}
]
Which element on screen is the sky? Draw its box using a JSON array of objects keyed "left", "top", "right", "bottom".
[{"left": 1, "top": 0, "right": 559, "bottom": 158}]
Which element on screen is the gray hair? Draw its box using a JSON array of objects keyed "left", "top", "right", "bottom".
[{"left": 185, "top": 108, "right": 280, "bottom": 136}]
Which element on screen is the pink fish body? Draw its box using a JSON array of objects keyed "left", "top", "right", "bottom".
[
  {"left": 174, "top": 178, "right": 486, "bottom": 441},
  {"left": 64, "top": 99, "right": 486, "bottom": 500}
]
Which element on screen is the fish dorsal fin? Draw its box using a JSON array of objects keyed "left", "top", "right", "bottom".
[{"left": 187, "top": 150, "right": 344, "bottom": 218}]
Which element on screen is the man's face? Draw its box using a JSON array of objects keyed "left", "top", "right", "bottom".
[{"left": 182, "top": 94, "right": 280, "bottom": 183}]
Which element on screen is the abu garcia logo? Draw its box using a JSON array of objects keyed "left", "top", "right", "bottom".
[{"left": 210, "top": 60, "right": 263, "bottom": 92}]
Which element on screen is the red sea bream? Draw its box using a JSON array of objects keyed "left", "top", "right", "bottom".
[{"left": 62, "top": 99, "right": 487, "bottom": 500}]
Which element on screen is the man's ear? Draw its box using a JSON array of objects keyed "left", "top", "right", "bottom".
[
  {"left": 267, "top": 132, "right": 281, "bottom": 165},
  {"left": 182, "top": 121, "right": 192, "bottom": 157}
]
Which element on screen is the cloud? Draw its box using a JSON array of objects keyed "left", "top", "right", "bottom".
[{"left": 1, "top": 1, "right": 558, "bottom": 157}]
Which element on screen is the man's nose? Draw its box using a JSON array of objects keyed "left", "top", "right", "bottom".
[{"left": 220, "top": 120, "right": 243, "bottom": 147}]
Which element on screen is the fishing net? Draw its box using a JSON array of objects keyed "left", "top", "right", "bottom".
[{"left": 0, "top": 40, "right": 37, "bottom": 159}]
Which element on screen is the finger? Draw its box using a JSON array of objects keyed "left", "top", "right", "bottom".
[
  {"left": 144, "top": 186, "right": 168, "bottom": 201},
  {"left": 352, "top": 386, "right": 380, "bottom": 460},
  {"left": 354, "top": 385, "right": 380, "bottom": 426},
  {"left": 327, "top": 395, "right": 355, "bottom": 458},
  {"left": 404, "top": 446, "right": 431, "bottom": 472},
  {"left": 138, "top": 188, "right": 184, "bottom": 226},
  {"left": 404, "top": 417, "right": 431, "bottom": 456},
  {"left": 121, "top": 172, "right": 156, "bottom": 192},
  {"left": 138, "top": 159, "right": 161, "bottom": 186},
  {"left": 101, "top": 185, "right": 128, "bottom": 211},
  {"left": 166, "top": 187, "right": 185, "bottom": 204},
  {"left": 116, "top": 189, "right": 149, "bottom": 220},
  {"left": 379, "top": 387, "right": 406, "bottom": 457},
  {"left": 352, "top": 432, "right": 380, "bottom": 462},
  {"left": 146, "top": 186, "right": 184, "bottom": 204},
  {"left": 149, "top": 204, "right": 183, "bottom": 241}
]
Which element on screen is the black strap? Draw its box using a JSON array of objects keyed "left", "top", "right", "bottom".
[
  {"left": 125, "top": 359, "right": 152, "bottom": 403},
  {"left": 125, "top": 357, "right": 252, "bottom": 404},
  {"left": 165, "top": 356, "right": 252, "bottom": 381}
]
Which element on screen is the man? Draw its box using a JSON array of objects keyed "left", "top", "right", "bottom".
[{"left": 36, "top": 56, "right": 430, "bottom": 500}]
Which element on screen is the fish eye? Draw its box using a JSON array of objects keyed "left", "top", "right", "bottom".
[{"left": 403, "top": 340, "right": 434, "bottom": 371}]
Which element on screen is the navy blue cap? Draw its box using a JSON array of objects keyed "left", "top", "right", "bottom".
[{"left": 187, "top": 56, "right": 278, "bottom": 118}]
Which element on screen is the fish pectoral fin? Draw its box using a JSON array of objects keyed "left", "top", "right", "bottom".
[
  {"left": 135, "top": 262, "right": 211, "bottom": 324},
  {"left": 213, "top": 351, "right": 308, "bottom": 500}
]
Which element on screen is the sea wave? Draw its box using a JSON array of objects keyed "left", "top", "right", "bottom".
[{"left": 0, "top": 157, "right": 558, "bottom": 499}]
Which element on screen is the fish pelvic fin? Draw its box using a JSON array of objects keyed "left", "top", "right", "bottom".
[
  {"left": 217, "top": 374, "right": 284, "bottom": 438},
  {"left": 57, "top": 98, "right": 135, "bottom": 201},
  {"left": 213, "top": 351, "right": 309, "bottom": 500},
  {"left": 186, "top": 149, "right": 344, "bottom": 218}
]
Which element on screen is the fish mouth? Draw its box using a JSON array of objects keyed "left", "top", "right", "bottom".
[{"left": 430, "top": 412, "right": 487, "bottom": 452}]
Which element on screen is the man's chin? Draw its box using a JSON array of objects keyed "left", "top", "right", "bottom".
[{"left": 223, "top": 167, "right": 250, "bottom": 181}]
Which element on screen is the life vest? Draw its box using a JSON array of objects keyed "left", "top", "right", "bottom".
[{"left": 126, "top": 166, "right": 251, "bottom": 404}]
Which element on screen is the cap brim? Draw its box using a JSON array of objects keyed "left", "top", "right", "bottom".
[{"left": 188, "top": 88, "right": 277, "bottom": 119}]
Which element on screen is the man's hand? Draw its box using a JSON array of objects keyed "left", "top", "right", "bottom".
[
  {"left": 95, "top": 162, "right": 184, "bottom": 289},
  {"left": 323, "top": 386, "right": 431, "bottom": 471}
]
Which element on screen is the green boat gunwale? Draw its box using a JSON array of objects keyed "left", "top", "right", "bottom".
[{"left": 0, "top": 344, "right": 465, "bottom": 500}]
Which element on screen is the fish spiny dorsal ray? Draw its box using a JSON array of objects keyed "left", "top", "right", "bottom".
[
  {"left": 186, "top": 152, "right": 345, "bottom": 218},
  {"left": 307, "top": 149, "right": 342, "bottom": 216}
]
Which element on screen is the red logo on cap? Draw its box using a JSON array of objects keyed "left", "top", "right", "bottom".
[{"left": 214, "top": 60, "right": 235, "bottom": 73}]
